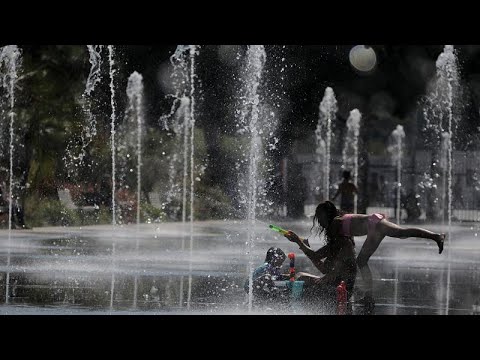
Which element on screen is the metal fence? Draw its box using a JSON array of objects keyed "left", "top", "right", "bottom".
[{"left": 298, "top": 149, "right": 480, "bottom": 222}]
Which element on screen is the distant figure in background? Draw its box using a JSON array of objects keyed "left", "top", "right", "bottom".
[{"left": 332, "top": 170, "right": 358, "bottom": 213}]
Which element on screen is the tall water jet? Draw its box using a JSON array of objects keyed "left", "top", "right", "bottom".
[
  {"left": 342, "top": 109, "right": 361, "bottom": 213},
  {"left": 180, "top": 97, "right": 190, "bottom": 236},
  {"left": 119, "top": 71, "right": 144, "bottom": 308},
  {"left": 422, "top": 45, "right": 460, "bottom": 314},
  {"left": 315, "top": 87, "right": 337, "bottom": 201},
  {"left": 65, "top": 45, "right": 104, "bottom": 179},
  {"left": 160, "top": 48, "right": 191, "bottom": 230},
  {"left": 117, "top": 71, "right": 144, "bottom": 229},
  {"left": 108, "top": 45, "right": 117, "bottom": 226},
  {"left": 159, "top": 45, "right": 198, "bottom": 308},
  {"left": 387, "top": 125, "right": 406, "bottom": 224},
  {"left": 162, "top": 97, "right": 191, "bottom": 252},
  {"left": 186, "top": 45, "right": 198, "bottom": 310},
  {"left": 440, "top": 132, "right": 450, "bottom": 224},
  {"left": 108, "top": 44, "right": 117, "bottom": 310},
  {"left": 159, "top": 46, "right": 196, "bottom": 231},
  {"left": 132, "top": 74, "right": 144, "bottom": 234},
  {"left": 235, "top": 45, "right": 267, "bottom": 312},
  {"left": 0, "top": 45, "right": 21, "bottom": 304}
]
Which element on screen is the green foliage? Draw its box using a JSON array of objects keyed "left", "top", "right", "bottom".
[
  {"left": 25, "top": 197, "right": 81, "bottom": 227},
  {"left": 25, "top": 195, "right": 115, "bottom": 227},
  {"left": 94, "top": 207, "right": 112, "bottom": 225},
  {"left": 140, "top": 201, "right": 166, "bottom": 223},
  {"left": 194, "top": 182, "right": 236, "bottom": 220}
]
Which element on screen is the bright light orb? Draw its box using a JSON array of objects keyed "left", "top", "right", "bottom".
[{"left": 349, "top": 45, "right": 377, "bottom": 72}]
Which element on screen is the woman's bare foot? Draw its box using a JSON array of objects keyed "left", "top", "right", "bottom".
[{"left": 436, "top": 234, "right": 445, "bottom": 254}]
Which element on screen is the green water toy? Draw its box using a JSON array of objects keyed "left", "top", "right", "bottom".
[{"left": 269, "top": 224, "right": 288, "bottom": 235}]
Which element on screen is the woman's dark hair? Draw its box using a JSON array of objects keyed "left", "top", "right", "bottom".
[
  {"left": 311, "top": 201, "right": 354, "bottom": 250},
  {"left": 265, "top": 247, "right": 286, "bottom": 264}
]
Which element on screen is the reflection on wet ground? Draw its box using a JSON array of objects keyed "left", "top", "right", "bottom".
[{"left": 1, "top": 220, "right": 480, "bottom": 315}]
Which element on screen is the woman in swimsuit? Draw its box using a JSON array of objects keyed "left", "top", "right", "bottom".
[
  {"left": 287, "top": 225, "right": 357, "bottom": 306},
  {"left": 284, "top": 200, "right": 445, "bottom": 308}
]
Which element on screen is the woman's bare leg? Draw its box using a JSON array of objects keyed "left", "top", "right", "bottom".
[
  {"left": 355, "top": 219, "right": 444, "bottom": 308},
  {"left": 356, "top": 231, "right": 385, "bottom": 302},
  {"left": 376, "top": 219, "right": 445, "bottom": 254}
]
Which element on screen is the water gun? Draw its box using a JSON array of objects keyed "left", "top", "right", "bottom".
[
  {"left": 336, "top": 280, "right": 347, "bottom": 303},
  {"left": 269, "top": 224, "right": 288, "bottom": 235},
  {"left": 336, "top": 280, "right": 348, "bottom": 315},
  {"left": 288, "top": 253, "right": 295, "bottom": 282}
]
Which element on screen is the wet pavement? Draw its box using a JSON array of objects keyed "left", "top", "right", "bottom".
[{"left": 0, "top": 219, "right": 479, "bottom": 315}]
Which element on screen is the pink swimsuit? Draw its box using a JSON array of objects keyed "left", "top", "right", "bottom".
[{"left": 340, "top": 213, "right": 385, "bottom": 237}]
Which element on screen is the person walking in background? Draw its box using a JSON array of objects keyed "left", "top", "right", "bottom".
[{"left": 332, "top": 170, "right": 358, "bottom": 213}]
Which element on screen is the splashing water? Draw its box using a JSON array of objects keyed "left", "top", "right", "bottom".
[
  {"left": 158, "top": 45, "right": 199, "bottom": 308},
  {"left": 342, "top": 108, "right": 361, "bottom": 213},
  {"left": 65, "top": 45, "right": 104, "bottom": 179},
  {"left": 159, "top": 45, "right": 193, "bottom": 131},
  {"left": 159, "top": 46, "right": 196, "bottom": 225}
]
